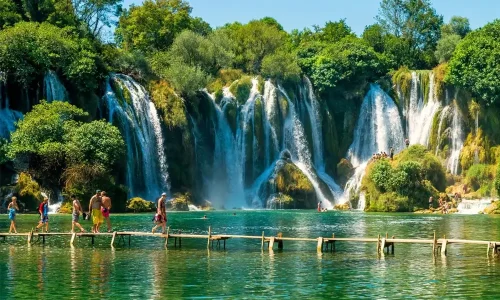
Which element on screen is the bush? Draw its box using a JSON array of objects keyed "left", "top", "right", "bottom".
[
  {"left": 14, "top": 173, "right": 43, "bottom": 210},
  {"left": 58, "top": 202, "right": 73, "bottom": 214},
  {"left": 169, "top": 193, "right": 190, "bottom": 211},
  {"left": 496, "top": 163, "right": 500, "bottom": 196},
  {"left": 465, "top": 164, "right": 493, "bottom": 192},
  {"left": 370, "top": 159, "right": 392, "bottom": 192},
  {"left": 127, "top": 197, "right": 155, "bottom": 212}
]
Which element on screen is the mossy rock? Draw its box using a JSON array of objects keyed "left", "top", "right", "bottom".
[
  {"left": 483, "top": 201, "right": 500, "bottom": 214},
  {"left": 336, "top": 158, "right": 354, "bottom": 187},
  {"left": 149, "top": 80, "right": 187, "bottom": 128},
  {"left": 110, "top": 77, "right": 132, "bottom": 107},
  {"left": 334, "top": 203, "right": 350, "bottom": 210},
  {"left": 168, "top": 193, "right": 191, "bottom": 211},
  {"left": 271, "top": 161, "right": 316, "bottom": 209},
  {"left": 229, "top": 76, "right": 253, "bottom": 105}
]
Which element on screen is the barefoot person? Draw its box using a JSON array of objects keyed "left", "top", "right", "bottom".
[
  {"left": 101, "top": 191, "right": 112, "bottom": 232},
  {"left": 36, "top": 197, "right": 49, "bottom": 233},
  {"left": 71, "top": 195, "right": 85, "bottom": 233},
  {"left": 8, "top": 196, "right": 19, "bottom": 234},
  {"left": 89, "top": 190, "right": 103, "bottom": 233},
  {"left": 152, "top": 193, "right": 167, "bottom": 234}
]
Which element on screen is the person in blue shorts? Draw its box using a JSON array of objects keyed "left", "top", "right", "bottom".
[
  {"left": 8, "top": 196, "right": 19, "bottom": 234},
  {"left": 35, "top": 197, "right": 50, "bottom": 233}
]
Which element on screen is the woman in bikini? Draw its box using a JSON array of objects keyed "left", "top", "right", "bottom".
[
  {"left": 8, "top": 196, "right": 19, "bottom": 234},
  {"left": 152, "top": 193, "right": 167, "bottom": 234}
]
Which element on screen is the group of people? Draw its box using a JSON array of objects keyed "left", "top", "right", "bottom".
[
  {"left": 5, "top": 190, "right": 113, "bottom": 234},
  {"left": 372, "top": 147, "right": 395, "bottom": 161},
  {"left": 6, "top": 191, "right": 172, "bottom": 234}
]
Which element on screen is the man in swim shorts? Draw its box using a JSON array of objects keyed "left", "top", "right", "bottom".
[
  {"left": 89, "top": 190, "right": 103, "bottom": 233},
  {"left": 36, "top": 197, "right": 49, "bottom": 233},
  {"left": 101, "top": 191, "right": 112, "bottom": 232},
  {"left": 152, "top": 193, "right": 167, "bottom": 234},
  {"left": 71, "top": 195, "right": 85, "bottom": 233}
]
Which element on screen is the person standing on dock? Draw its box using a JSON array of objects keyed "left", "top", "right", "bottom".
[
  {"left": 8, "top": 196, "right": 19, "bottom": 234},
  {"left": 152, "top": 193, "right": 167, "bottom": 234},
  {"left": 36, "top": 197, "right": 49, "bottom": 233},
  {"left": 101, "top": 191, "right": 112, "bottom": 233},
  {"left": 89, "top": 190, "right": 103, "bottom": 233},
  {"left": 71, "top": 195, "right": 85, "bottom": 233}
]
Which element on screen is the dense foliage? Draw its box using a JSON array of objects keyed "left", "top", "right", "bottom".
[{"left": 363, "top": 146, "right": 443, "bottom": 212}]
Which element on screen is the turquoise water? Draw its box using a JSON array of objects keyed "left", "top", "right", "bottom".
[{"left": 1, "top": 211, "right": 500, "bottom": 299}]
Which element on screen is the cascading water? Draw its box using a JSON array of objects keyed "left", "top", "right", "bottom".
[
  {"left": 103, "top": 74, "right": 169, "bottom": 200},
  {"left": 341, "top": 84, "right": 405, "bottom": 205},
  {"left": 435, "top": 106, "right": 451, "bottom": 155},
  {"left": 0, "top": 79, "right": 22, "bottom": 139},
  {"left": 406, "top": 72, "right": 440, "bottom": 146},
  {"left": 457, "top": 199, "right": 492, "bottom": 214},
  {"left": 446, "top": 101, "right": 465, "bottom": 175},
  {"left": 43, "top": 71, "right": 67, "bottom": 102}
]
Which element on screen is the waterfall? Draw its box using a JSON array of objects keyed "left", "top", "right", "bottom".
[
  {"left": 341, "top": 84, "right": 405, "bottom": 204},
  {"left": 0, "top": 79, "right": 22, "bottom": 139},
  {"left": 434, "top": 106, "right": 451, "bottom": 155},
  {"left": 447, "top": 102, "right": 465, "bottom": 175},
  {"left": 457, "top": 199, "right": 492, "bottom": 214},
  {"left": 209, "top": 89, "right": 245, "bottom": 209},
  {"left": 43, "top": 71, "right": 67, "bottom": 102},
  {"left": 103, "top": 74, "right": 169, "bottom": 200},
  {"left": 262, "top": 81, "right": 280, "bottom": 166},
  {"left": 407, "top": 72, "right": 440, "bottom": 146},
  {"left": 279, "top": 85, "right": 334, "bottom": 209}
]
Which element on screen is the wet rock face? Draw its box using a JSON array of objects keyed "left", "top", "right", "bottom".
[{"left": 336, "top": 158, "right": 354, "bottom": 187}]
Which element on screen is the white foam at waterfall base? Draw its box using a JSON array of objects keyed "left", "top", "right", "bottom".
[
  {"left": 188, "top": 204, "right": 201, "bottom": 211},
  {"left": 340, "top": 85, "right": 405, "bottom": 205},
  {"left": 457, "top": 199, "right": 492, "bottom": 214},
  {"left": 407, "top": 72, "right": 440, "bottom": 146}
]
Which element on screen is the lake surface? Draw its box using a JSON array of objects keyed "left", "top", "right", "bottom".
[{"left": 1, "top": 210, "right": 500, "bottom": 299}]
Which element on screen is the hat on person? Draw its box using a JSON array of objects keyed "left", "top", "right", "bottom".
[
  {"left": 96, "top": 189, "right": 101, "bottom": 194},
  {"left": 161, "top": 192, "right": 167, "bottom": 196}
]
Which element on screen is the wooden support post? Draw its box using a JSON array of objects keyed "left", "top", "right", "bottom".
[
  {"left": 179, "top": 230, "right": 182, "bottom": 248},
  {"left": 224, "top": 239, "right": 226, "bottom": 250},
  {"left": 268, "top": 237, "right": 275, "bottom": 250},
  {"left": 27, "top": 230, "right": 33, "bottom": 245},
  {"left": 42, "top": 235, "right": 46, "bottom": 245},
  {"left": 332, "top": 233, "right": 335, "bottom": 252},
  {"left": 317, "top": 237, "right": 323, "bottom": 253},
  {"left": 391, "top": 236, "right": 395, "bottom": 254},
  {"left": 111, "top": 232, "right": 117, "bottom": 247},
  {"left": 487, "top": 242, "right": 491, "bottom": 256},
  {"left": 128, "top": 235, "right": 131, "bottom": 246},
  {"left": 71, "top": 233, "right": 76, "bottom": 246},
  {"left": 261, "top": 231, "right": 265, "bottom": 250},
  {"left": 164, "top": 227, "right": 170, "bottom": 248},
  {"left": 91, "top": 236, "right": 95, "bottom": 245},
  {"left": 207, "top": 226, "right": 211, "bottom": 249},
  {"left": 441, "top": 235, "right": 447, "bottom": 256},
  {"left": 432, "top": 231, "right": 437, "bottom": 255},
  {"left": 380, "top": 238, "right": 386, "bottom": 254},
  {"left": 377, "top": 234, "right": 381, "bottom": 254},
  {"left": 277, "top": 232, "right": 283, "bottom": 250}
]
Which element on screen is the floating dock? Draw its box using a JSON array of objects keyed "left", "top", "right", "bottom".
[{"left": 1, "top": 227, "right": 500, "bottom": 257}]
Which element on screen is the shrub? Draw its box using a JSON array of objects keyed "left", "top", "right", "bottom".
[
  {"left": 14, "top": 173, "right": 43, "bottom": 210},
  {"left": 465, "top": 164, "right": 493, "bottom": 192},
  {"left": 229, "top": 76, "right": 253, "bottom": 105},
  {"left": 127, "top": 197, "right": 155, "bottom": 212},
  {"left": 58, "top": 202, "right": 73, "bottom": 214},
  {"left": 496, "top": 163, "right": 500, "bottom": 196},
  {"left": 369, "top": 159, "right": 392, "bottom": 192}
]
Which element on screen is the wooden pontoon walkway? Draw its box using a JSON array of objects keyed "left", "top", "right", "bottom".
[{"left": 1, "top": 227, "right": 500, "bottom": 257}]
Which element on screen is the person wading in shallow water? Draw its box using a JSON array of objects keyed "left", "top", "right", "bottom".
[
  {"left": 89, "top": 190, "right": 103, "bottom": 233},
  {"left": 101, "top": 191, "right": 112, "bottom": 232},
  {"left": 36, "top": 197, "right": 49, "bottom": 233},
  {"left": 8, "top": 196, "right": 19, "bottom": 234},
  {"left": 71, "top": 195, "right": 85, "bottom": 233},
  {"left": 152, "top": 193, "right": 167, "bottom": 234}
]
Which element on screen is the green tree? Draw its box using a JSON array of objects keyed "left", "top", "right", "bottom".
[
  {"left": 376, "top": 0, "right": 443, "bottom": 68},
  {"left": 72, "top": 0, "right": 123, "bottom": 37},
  {"left": 447, "top": 20, "right": 500, "bottom": 105},
  {"left": 0, "top": 0, "right": 22, "bottom": 29},
  {"left": 261, "top": 50, "right": 301, "bottom": 82},
  {"left": 434, "top": 33, "right": 460, "bottom": 63},
  {"left": 362, "top": 24, "right": 386, "bottom": 53},
  {"left": 369, "top": 159, "right": 393, "bottom": 192},
  {"left": 314, "top": 19, "right": 354, "bottom": 43},
  {"left": 0, "top": 22, "right": 99, "bottom": 91},
  {"left": 116, "top": 0, "right": 193, "bottom": 53},
  {"left": 441, "top": 16, "right": 470, "bottom": 37}
]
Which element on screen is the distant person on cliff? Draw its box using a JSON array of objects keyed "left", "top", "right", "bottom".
[
  {"left": 71, "top": 195, "right": 85, "bottom": 233},
  {"left": 405, "top": 139, "right": 410, "bottom": 147},
  {"left": 89, "top": 190, "right": 103, "bottom": 233},
  {"left": 36, "top": 197, "right": 49, "bottom": 233},
  {"left": 101, "top": 191, "right": 112, "bottom": 232},
  {"left": 390, "top": 147, "right": 394, "bottom": 160},
  {"left": 152, "top": 193, "right": 167, "bottom": 234},
  {"left": 8, "top": 196, "right": 19, "bottom": 234}
]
